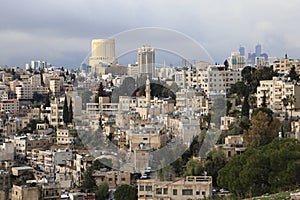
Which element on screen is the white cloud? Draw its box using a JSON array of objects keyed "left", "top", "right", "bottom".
[{"left": 1, "top": 0, "right": 300, "bottom": 66}]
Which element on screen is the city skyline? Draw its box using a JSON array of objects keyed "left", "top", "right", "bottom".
[{"left": 1, "top": 0, "right": 300, "bottom": 68}]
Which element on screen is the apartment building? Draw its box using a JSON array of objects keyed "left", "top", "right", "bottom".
[
  {"left": 272, "top": 55, "right": 300, "bottom": 75},
  {"left": 15, "top": 81, "right": 33, "bottom": 100},
  {"left": 174, "top": 65, "right": 241, "bottom": 94},
  {"left": 256, "top": 77, "right": 300, "bottom": 113},
  {"left": 50, "top": 98, "right": 64, "bottom": 127},
  {"left": 14, "top": 136, "right": 49, "bottom": 157},
  {"left": 12, "top": 184, "right": 40, "bottom": 200},
  {"left": 31, "top": 149, "right": 72, "bottom": 172},
  {"left": 0, "top": 98, "right": 19, "bottom": 114},
  {"left": 0, "top": 142, "right": 14, "bottom": 161},
  {"left": 49, "top": 77, "right": 61, "bottom": 96},
  {"left": 56, "top": 128, "right": 76, "bottom": 145},
  {"left": 137, "top": 176, "right": 212, "bottom": 200}
]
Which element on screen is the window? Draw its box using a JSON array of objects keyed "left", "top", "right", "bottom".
[
  {"left": 182, "top": 189, "right": 193, "bottom": 195},
  {"left": 173, "top": 189, "right": 177, "bottom": 195},
  {"left": 146, "top": 186, "right": 152, "bottom": 191},
  {"left": 156, "top": 188, "right": 162, "bottom": 194},
  {"left": 196, "top": 191, "right": 200, "bottom": 195},
  {"left": 139, "top": 185, "right": 144, "bottom": 191},
  {"left": 202, "top": 191, "right": 206, "bottom": 196},
  {"left": 163, "top": 188, "right": 168, "bottom": 195},
  {"left": 121, "top": 178, "right": 126, "bottom": 181}
]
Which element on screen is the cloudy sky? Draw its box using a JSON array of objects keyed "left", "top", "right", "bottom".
[{"left": 1, "top": 0, "right": 300, "bottom": 68}]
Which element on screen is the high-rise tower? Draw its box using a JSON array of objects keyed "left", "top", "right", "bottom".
[
  {"left": 138, "top": 46, "right": 155, "bottom": 78},
  {"left": 89, "top": 38, "right": 117, "bottom": 74}
]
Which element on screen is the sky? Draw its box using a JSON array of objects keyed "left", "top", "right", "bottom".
[{"left": 1, "top": 0, "right": 300, "bottom": 68}]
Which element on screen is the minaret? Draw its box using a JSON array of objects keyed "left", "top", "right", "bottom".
[{"left": 146, "top": 75, "right": 151, "bottom": 106}]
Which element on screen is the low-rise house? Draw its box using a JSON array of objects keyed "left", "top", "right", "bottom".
[
  {"left": 137, "top": 176, "right": 212, "bottom": 200},
  {"left": 93, "top": 170, "right": 131, "bottom": 189}
]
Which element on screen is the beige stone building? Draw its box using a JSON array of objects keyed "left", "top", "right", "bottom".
[
  {"left": 0, "top": 98, "right": 19, "bottom": 114},
  {"left": 256, "top": 77, "right": 300, "bottom": 114},
  {"left": 12, "top": 184, "right": 40, "bottom": 200},
  {"left": 216, "top": 135, "right": 246, "bottom": 159},
  {"left": 272, "top": 55, "right": 300, "bottom": 75},
  {"left": 137, "top": 176, "right": 212, "bottom": 200},
  {"left": 50, "top": 98, "right": 64, "bottom": 127},
  {"left": 93, "top": 171, "right": 131, "bottom": 189},
  {"left": 220, "top": 116, "right": 238, "bottom": 131},
  {"left": 56, "top": 128, "right": 76, "bottom": 145}
]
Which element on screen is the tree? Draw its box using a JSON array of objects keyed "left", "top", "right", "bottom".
[
  {"left": 204, "top": 148, "right": 227, "bottom": 186},
  {"left": 243, "top": 111, "right": 280, "bottom": 147},
  {"left": 68, "top": 98, "right": 73, "bottom": 123},
  {"left": 224, "top": 59, "right": 229, "bottom": 68},
  {"left": 241, "top": 95, "right": 250, "bottom": 118},
  {"left": 63, "top": 95, "right": 69, "bottom": 124},
  {"left": 288, "top": 66, "right": 299, "bottom": 82},
  {"left": 44, "top": 94, "right": 51, "bottom": 108},
  {"left": 98, "top": 82, "right": 106, "bottom": 97},
  {"left": 183, "top": 159, "right": 204, "bottom": 177},
  {"left": 248, "top": 95, "right": 257, "bottom": 110},
  {"left": 81, "top": 167, "right": 97, "bottom": 192},
  {"left": 218, "top": 138, "right": 300, "bottom": 198},
  {"left": 230, "top": 82, "right": 249, "bottom": 97},
  {"left": 282, "top": 97, "right": 289, "bottom": 120},
  {"left": 114, "top": 184, "right": 137, "bottom": 200},
  {"left": 95, "top": 182, "right": 109, "bottom": 200},
  {"left": 287, "top": 94, "right": 296, "bottom": 119},
  {"left": 261, "top": 91, "right": 267, "bottom": 108}
]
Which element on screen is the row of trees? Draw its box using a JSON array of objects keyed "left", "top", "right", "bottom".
[{"left": 218, "top": 138, "right": 300, "bottom": 198}]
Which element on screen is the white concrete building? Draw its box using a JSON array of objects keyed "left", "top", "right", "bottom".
[
  {"left": 89, "top": 38, "right": 117, "bottom": 74},
  {"left": 15, "top": 82, "right": 33, "bottom": 100},
  {"left": 256, "top": 77, "right": 300, "bottom": 113}
]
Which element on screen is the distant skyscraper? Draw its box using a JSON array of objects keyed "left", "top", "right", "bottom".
[
  {"left": 255, "top": 44, "right": 262, "bottom": 57},
  {"left": 89, "top": 38, "right": 117, "bottom": 74},
  {"left": 138, "top": 46, "right": 155, "bottom": 78},
  {"left": 239, "top": 46, "right": 245, "bottom": 57}
]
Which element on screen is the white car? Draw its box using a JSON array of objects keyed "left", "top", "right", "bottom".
[
  {"left": 141, "top": 174, "right": 148, "bottom": 179},
  {"left": 145, "top": 167, "right": 152, "bottom": 174}
]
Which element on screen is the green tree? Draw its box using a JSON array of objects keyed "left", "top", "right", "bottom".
[
  {"left": 241, "top": 95, "right": 250, "bottom": 118},
  {"left": 288, "top": 66, "right": 299, "bottom": 82},
  {"left": 183, "top": 159, "right": 204, "bottom": 177},
  {"left": 282, "top": 97, "right": 289, "bottom": 120},
  {"left": 248, "top": 95, "right": 257, "bottom": 110},
  {"left": 204, "top": 148, "right": 227, "bottom": 186},
  {"left": 44, "top": 94, "right": 51, "bottom": 108},
  {"left": 261, "top": 91, "right": 267, "bottom": 108},
  {"left": 68, "top": 98, "right": 73, "bottom": 123},
  {"left": 224, "top": 59, "right": 229, "bottom": 68},
  {"left": 98, "top": 82, "right": 106, "bottom": 97},
  {"left": 114, "top": 184, "right": 137, "bottom": 200},
  {"left": 81, "top": 167, "right": 97, "bottom": 192},
  {"left": 95, "top": 182, "right": 109, "bottom": 200},
  {"left": 218, "top": 138, "right": 300, "bottom": 198},
  {"left": 287, "top": 94, "right": 296, "bottom": 119},
  {"left": 63, "top": 95, "right": 69, "bottom": 124},
  {"left": 230, "top": 82, "right": 249, "bottom": 98}
]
